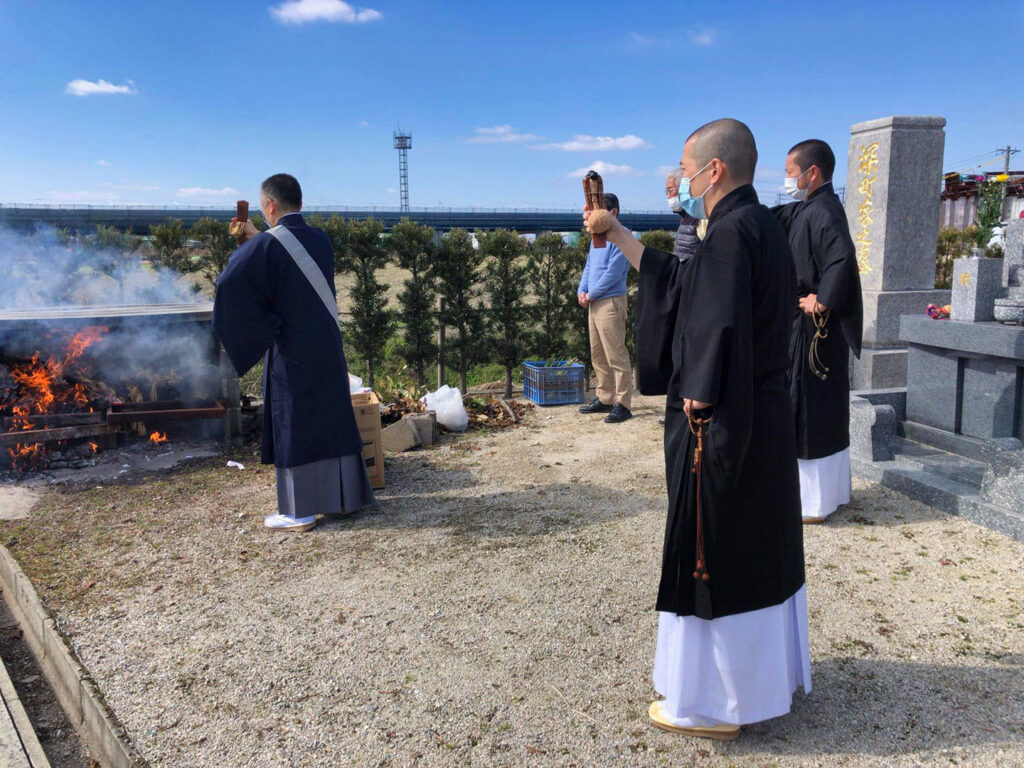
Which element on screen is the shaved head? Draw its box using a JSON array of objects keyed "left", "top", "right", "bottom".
[{"left": 685, "top": 118, "right": 758, "bottom": 184}]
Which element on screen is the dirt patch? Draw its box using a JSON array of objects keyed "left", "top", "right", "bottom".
[
  {"left": 1, "top": 393, "right": 1022, "bottom": 767},
  {"left": 0, "top": 486, "right": 39, "bottom": 520}
]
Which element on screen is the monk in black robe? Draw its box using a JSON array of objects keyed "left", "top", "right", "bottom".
[
  {"left": 773, "top": 139, "right": 863, "bottom": 523},
  {"left": 214, "top": 174, "right": 374, "bottom": 532},
  {"left": 588, "top": 119, "right": 809, "bottom": 740}
]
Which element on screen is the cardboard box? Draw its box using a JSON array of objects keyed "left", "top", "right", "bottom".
[{"left": 351, "top": 391, "right": 384, "bottom": 489}]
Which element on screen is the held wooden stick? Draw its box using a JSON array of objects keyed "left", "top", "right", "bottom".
[
  {"left": 582, "top": 170, "right": 608, "bottom": 248},
  {"left": 231, "top": 200, "right": 250, "bottom": 245}
]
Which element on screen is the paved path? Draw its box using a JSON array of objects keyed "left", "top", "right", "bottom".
[{"left": 0, "top": 650, "right": 50, "bottom": 767}]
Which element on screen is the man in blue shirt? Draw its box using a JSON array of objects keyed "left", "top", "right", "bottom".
[{"left": 578, "top": 193, "right": 633, "bottom": 423}]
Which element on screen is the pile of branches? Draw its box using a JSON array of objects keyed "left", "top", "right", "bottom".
[
  {"left": 380, "top": 395, "right": 425, "bottom": 427},
  {"left": 464, "top": 395, "right": 533, "bottom": 430}
]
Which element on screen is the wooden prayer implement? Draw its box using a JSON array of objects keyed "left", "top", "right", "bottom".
[
  {"left": 230, "top": 199, "right": 250, "bottom": 245},
  {"left": 809, "top": 308, "right": 830, "bottom": 381},
  {"left": 687, "top": 410, "right": 712, "bottom": 582},
  {"left": 583, "top": 170, "right": 608, "bottom": 248}
]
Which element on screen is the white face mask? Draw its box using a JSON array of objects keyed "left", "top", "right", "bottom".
[
  {"left": 667, "top": 196, "right": 683, "bottom": 213},
  {"left": 784, "top": 168, "right": 811, "bottom": 200}
]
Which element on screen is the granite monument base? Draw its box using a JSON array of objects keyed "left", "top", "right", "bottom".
[{"left": 849, "top": 314, "right": 1024, "bottom": 542}]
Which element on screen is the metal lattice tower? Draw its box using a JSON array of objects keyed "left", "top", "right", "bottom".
[{"left": 393, "top": 130, "right": 412, "bottom": 212}]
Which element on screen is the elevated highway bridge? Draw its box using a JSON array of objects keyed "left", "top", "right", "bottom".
[{"left": 0, "top": 204, "right": 681, "bottom": 235}]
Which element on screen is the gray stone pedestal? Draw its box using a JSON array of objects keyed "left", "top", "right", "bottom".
[
  {"left": 845, "top": 116, "right": 950, "bottom": 389},
  {"left": 951, "top": 256, "right": 1005, "bottom": 322}
]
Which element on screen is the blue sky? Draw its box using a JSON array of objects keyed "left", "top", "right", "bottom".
[{"left": 1, "top": 0, "right": 1021, "bottom": 210}]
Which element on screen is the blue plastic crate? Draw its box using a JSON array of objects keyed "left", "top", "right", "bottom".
[{"left": 522, "top": 360, "right": 585, "bottom": 406}]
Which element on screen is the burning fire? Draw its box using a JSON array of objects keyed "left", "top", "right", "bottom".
[
  {"left": 9, "top": 326, "right": 107, "bottom": 415},
  {"left": 4, "top": 326, "right": 108, "bottom": 469},
  {"left": 88, "top": 441, "right": 99, "bottom": 453},
  {"left": 10, "top": 442, "right": 46, "bottom": 471},
  {"left": 149, "top": 431, "right": 168, "bottom": 445}
]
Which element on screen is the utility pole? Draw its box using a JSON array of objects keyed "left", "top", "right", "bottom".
[{"left": 996, "top": 145, "right": 1020, "bottom": 175}]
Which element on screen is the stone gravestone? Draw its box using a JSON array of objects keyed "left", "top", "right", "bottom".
[
  {"left": 995, "top": 219, "right": 1024, "bottom": 323},
  {"left": 845, "top": 116, "right": 951, "bottom": 390},
  {"left": 950, "top": 255, "right": 1004, "bottom": 322},
  {"left": 1003, "top": 219, "right": 1024, "bottom": 292}
]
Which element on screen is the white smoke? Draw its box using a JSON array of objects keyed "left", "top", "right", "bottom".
[
  {"left": 0, "top": 226, "right": 200, "bottom": 309},
  {"left": 0, "top": 227, "right": 223, "bottom": 403}
]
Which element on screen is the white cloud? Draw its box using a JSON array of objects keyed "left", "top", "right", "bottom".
[
  {"left": 96, "top": 159, "right": 110, "bottom": 166},
  {"left": 468, "top": 125, "right": 542, "bottom": 144},
  {"left": 756, "top": 167, "right": 786, "bottom": 183},
  {"left": 566, "top": 161, "right": 644, "bottom": 179},
  {"left": 114, "top": 184, "right": 162, "bottom": 191},
  {"left": 535, "top": 134, "right": 653, "bottom": 151},
  {"left": 655, "top": 164, "right": 681, "bottom": 178},
  {"left": 66, "top": 79, "right": 137, "bottom": 97},
  {"left": 175, "top": 186, "right": 241, "bottom": 200},
  {"left": 690, "top": 28, "right": 716, "bottom": 46},
  {"left": 270, "top": 0, "right": 381, "bottom": 25},
  {"left": 359, "top": 120, "right": 369, "bottom": 126},
  {"left": 386, "top": 187, "right": 397, "bottom": 194},
  {"left": 628, "top": 32, "right": 655, "bottom": 46}
]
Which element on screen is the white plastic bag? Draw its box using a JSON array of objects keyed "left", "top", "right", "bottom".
[{"left": 422, "top": 385, "right": 468, "bottom": 432}]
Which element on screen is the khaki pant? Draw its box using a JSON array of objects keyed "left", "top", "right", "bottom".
[{"left": 588, "top": 294, "right": 631, "bottom": 409}]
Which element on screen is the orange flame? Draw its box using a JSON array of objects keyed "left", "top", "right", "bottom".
[
  {"left": 65, "top": 327, "right": 107, "bottom": 362},
  {"left": 88, "top": 441, "right": 99, "bottom": 453},
  {"left": 4, "top": 325, "right": 110, "bottom": 471},
  {"left": 8, "top": 443, "right": 46, "bottom": 471},
  {"left": 149, "top": 431, "right": 168, "bottom": 444}
]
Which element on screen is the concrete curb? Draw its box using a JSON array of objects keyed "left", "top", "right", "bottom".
[{"left": 0, "top": 544, "right": 148, "bottom": 768}]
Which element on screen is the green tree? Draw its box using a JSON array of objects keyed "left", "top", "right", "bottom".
[
  {"left": 567, "top": 230, "right": 592, "bottom": 378},
  {"left": 387, "top": 217, "right": 437, "bottom": 388},
  {"left": 935, "top": 225, "right": 977, "bottom": 289},
  {"left": 307, "top": 213, "right": 350, "bottom": 275},
  {"left": 189, "top": 217, "right": 235, "bottom": 291},
  {"left": 149, "top": 218, "right": 192, "bottom": 274},
  {"left": 434, "top": 228, "right": 485, "bottom": 395},
  {"left": 639, "top": 229, "right": 675, "bottom": 253},
  {"left": 479, "top": 229, "right": 530, "bottom": 398},
  {"left": 88, "top": 225, "right": 142, "bottom": 301},
  {"left": 974, "top": 179, "right": 1005, "bottom": 247},
  {"left": 525, "top": 232, "right": 577, "bottom": 362},
  {"left": 338, "top": 217, "right": 394, "bottom": 388}
]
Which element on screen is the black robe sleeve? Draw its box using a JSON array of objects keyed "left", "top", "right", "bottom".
[
  {"left": 636, "top": 246, "right": 681, "bottom": 395},
  {"left": 812, "top": 207, "right": 858, "bottom": 317},
  {"left": 213, "top": 243, "right": 283, "bottom": 376},
  {"left": 770, "top": 201, "right": 801, "bottom": 235}
]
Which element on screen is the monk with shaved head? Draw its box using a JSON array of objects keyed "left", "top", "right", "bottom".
[{"left": 585, "top": 118, "right": 810, "bottom": 740}]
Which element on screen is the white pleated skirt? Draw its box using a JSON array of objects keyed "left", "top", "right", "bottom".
[
  {"left": 798, "top": 447, "right": 851, "bottom": 520},
  {"left": 653, "top": 585, "right": 811, "bottom": 726}
]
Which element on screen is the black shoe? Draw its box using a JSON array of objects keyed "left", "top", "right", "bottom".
[
  {"left": 604, "top": 403, "right": 633, "bottom": 423},
  {"left": 579, "top": 398, "right": 613, "bottom": 414}
]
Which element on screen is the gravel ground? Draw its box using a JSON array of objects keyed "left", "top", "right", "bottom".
[{"left": 1, "top": 393, "right": 1022, "bottom": 767}]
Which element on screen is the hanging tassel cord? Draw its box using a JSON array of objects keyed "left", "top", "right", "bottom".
[
  {"left": 809, "top": 306, "right": 831, "bottom": 381},
  {"left": 687, "top": 411, "right": 712, "bottom": 582}
]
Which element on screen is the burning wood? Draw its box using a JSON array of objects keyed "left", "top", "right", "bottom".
[
  {"left": 1, "top": 325, "right": 112, "bottom": 469},
  {"left": 1, "top": 302, "right": 238, "bottom": 474}
]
